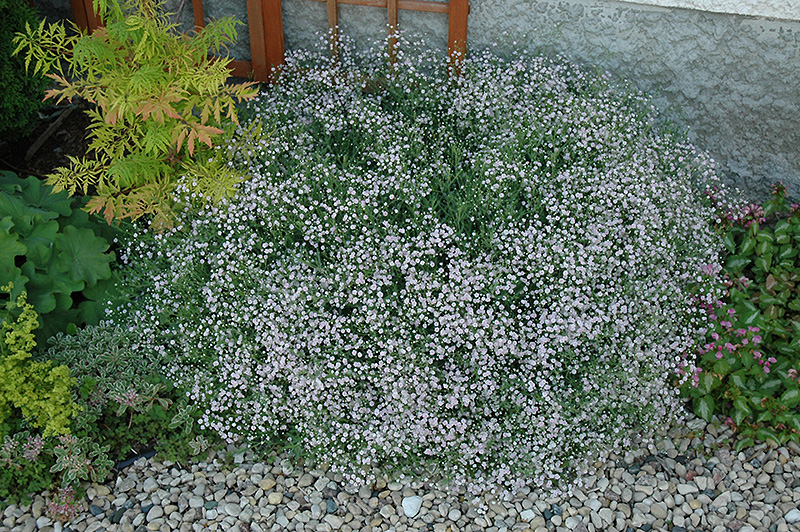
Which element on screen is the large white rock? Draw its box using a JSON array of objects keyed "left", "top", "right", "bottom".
[{"left": 402, "top": 496, "right": 423, "bottom": 518}]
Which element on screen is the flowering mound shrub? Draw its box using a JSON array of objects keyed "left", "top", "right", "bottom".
[{"left": 114, "top": 45, "right": 724, "bottom": 496}]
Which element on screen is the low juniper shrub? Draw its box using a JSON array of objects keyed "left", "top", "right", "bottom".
[
  {"left": 109, "top": 41, "right": 726, "bottom": 498},
  {"left": 682, "top": 184, "right": 800, "bottom": 449}
]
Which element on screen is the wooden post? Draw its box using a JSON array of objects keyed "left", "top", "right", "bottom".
[
  {"left": 191, "top": 0, "right": 206, "bottom": 30},
  {"left": 246, "top": 0, "right": 269, "bottom": 80},
  {"left": 327, "top": 0, "right": 339, "bottom": 59},
  {"left": 69, "top": 0, "right": 90, "bottom": 30},
  {"left": 447, "top": 0, "right": 468, "bottom": 69},
  {"left": 246, "top": 0, "right": 285, "bottom": 82},
  {"left": 261, "top": 0, "right": 285, "bottom": 75}
]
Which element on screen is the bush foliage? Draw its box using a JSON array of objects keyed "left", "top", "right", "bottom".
[
  {"left": 106, "top": 43, "right": 723, "bottom": 497},
  {"left": 0, "top": 171, "right": 117, "bottom": 343},
  {"left": 683, "top": 184, "right": 800, "bottom": 448},
  {"left": 13, "top": 0, "right": 259, "bottom": 230}
]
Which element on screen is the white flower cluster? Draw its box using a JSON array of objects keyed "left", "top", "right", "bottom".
[{"left": 115, "top": 43, "right": 723, "bottom": 498}]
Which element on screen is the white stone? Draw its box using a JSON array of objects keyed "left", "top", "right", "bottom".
[
  {"left": 584, "top": 498, "right": 602, "bottom": 512},
  {"left": 402, "top": 496, "right": 423, "bottom": 518},
  {"left": 324, "top": 515, "right": 344, "bottom": 529},
  {"left": 785, "top": 509, "right": 800, "bottom": 523},
  {"left": 520, "top": 509, "right": 536, "bottom": 521},
  {"left": 677, "top": 483, "right": 698, "bottom": 495}
]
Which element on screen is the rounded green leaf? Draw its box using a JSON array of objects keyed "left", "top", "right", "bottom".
[
  {"left": 694, "top": 395, "right": 714, "bottom": 422},
  {"left": 54, "top": 225, "right": 114, "bottom": 286}
]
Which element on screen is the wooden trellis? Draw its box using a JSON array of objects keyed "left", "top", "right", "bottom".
[
  {"left": 67, "top": 0, "right": 468, "bottom": 81},
  {"left": 313, "top": 0, "right": 468, "bottom": 63}
]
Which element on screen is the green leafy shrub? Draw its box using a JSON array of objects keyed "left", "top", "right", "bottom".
[
  {"left": 0, "top": 0, "right": 49, "bottom": 141},
  {"left": 0, "top": 288, "right": 78, "bottom": 439},
  {"left": 682, "top": 184, "right": 800, "bottom": 449},
  {"left": 0, "top": 431, "right": 55, "bottom": 503},
  {"left": 0, "top": 171, "right": 118, "bottom": 343},
  {"left": 13, "top": 0, "right": 259, "bottom": 230},
  {"left": 45, "top": 324, "right": 212, "bottom": 463}
]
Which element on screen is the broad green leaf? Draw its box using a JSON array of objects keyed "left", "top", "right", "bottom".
[
  {"left": 731, "top": 371, "right": 747, "bottom": 389},
  {"left": 17, "top": 216, "right": 59, "bottom": 266},
  {"left": 735, "top": 437, "right": 755, "bottom": 452},
  {"left": 733, "top": 396, "right": 751, "bottom": 414},
  {"left": 740, "top": 237, "right": 756, "bottom": 256},
  {"left": 755, "top": 427, "right": 779, "bottom": 445},
  {"left": 18, "top": 176, "right": 72, "bottom": 218},
  {"left": 781, "top": 388, "right": 800, "bottom": 407},
  {"left": 54, "top": 225, "right": 114, "bottom": 286},
  {"left": 788, "top": 415, "right": 800, "bottom": 432},
  {"left": 755, "top": 254, "right": 773, "bottom": 273},
  {"left": 756, "top": 229, "right": 774, "bottom": 243},
  {"left": 21, "top": 264, "right": 58, "bottom": 314},
  {"left": 722, "top": 232, "right": 736, "bottom": 254},
  {"left": 726, "top": 255, "right": 751, "bottom": 272},
  {"left": 755, "top": 240, "right": 772, "bottom": 256},
  {"left": 695, "top": 396, "right": 714, "bottom": 422},
  {"left": 761, "top": 378, "right": 783, "bottom": 396}
]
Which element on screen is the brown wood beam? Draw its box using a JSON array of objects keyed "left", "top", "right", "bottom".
[
  {"left": 246, "top": 0, "right": 269, "bottom": 81},
  {"left": 191, "top": 0, "right": 206, "bottom": 29},
  {"left": 261, "top": 0, "right": 285, "bottom": 78},
  {"left": 447, "top": 0, "right": 468, "bottom": 64}
]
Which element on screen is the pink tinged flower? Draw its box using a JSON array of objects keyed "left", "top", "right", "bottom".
[
  {"left": 753, "top": 351, "right": 763, "bottom": 359},
  {"left": 742, "top": 338, "right": 749, "bottom": 345},
  {"left": 709, "top": 314, "right": 717, "bottom": 321},
  {"left": 763, "top": 366, "right": 771, "bottom": 374},
  {"left": 768, "top": 357, "right": 777, "bottom": 364},
  {"left": 752, "top": 335, "right": 762, "bottom": 344},
  {"left": 710, "top": 332, "right": 719, "bottom": 341},
  {"left": 727, "top": 308, "right": 736, "bottom": 316},
  {"left": 721, "top": 321, "right": 732, "bottom": 329},
  {"left": 715, "top": 351, "right": 723, "bottom": 360},
  {"left": 736, "top": 329, "right": 746, "bottom": 337},
  {"left": 749, "top": 326, "right": 760, "bottom": 333},
  {"left": 23, "top": 435, "right": 43, "bottom": 462},
  {"left": 724, "top": 343, "right": 735, "bottom": 353}
]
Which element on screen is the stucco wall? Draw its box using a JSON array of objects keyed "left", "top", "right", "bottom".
[
  {"left": 34, "top": 0, "right": 800, "bottom": 200},
  {"left": 620, "top": 0, "right": 800, "bottom": 21}
]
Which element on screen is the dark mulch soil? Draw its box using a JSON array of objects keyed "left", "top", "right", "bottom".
[{"left": 0, "top": 100, "right": 92, "bottom": 179}]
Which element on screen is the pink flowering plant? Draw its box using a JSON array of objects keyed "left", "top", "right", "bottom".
[
  {"left": 108, "top": 38, "right": 725, "bottom": 498},
  {"left": 682, "top": 184, "right": 800, "bottom": 450}
]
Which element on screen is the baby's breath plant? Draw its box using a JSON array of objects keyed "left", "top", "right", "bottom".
[{"left": 111, "top": 40, "right": 725, "bottom": 498}]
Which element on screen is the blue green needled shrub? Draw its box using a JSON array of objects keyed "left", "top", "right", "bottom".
[{"left": 109, "top": 41, "right": 726, "bottom": 498}]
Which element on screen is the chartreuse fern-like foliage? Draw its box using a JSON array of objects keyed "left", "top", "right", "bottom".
[{"left": 12, "top": 0, "right": 259, "bottom": 230}]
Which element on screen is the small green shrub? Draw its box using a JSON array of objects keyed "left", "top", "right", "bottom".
[
  {"left": 0, "top": 288, "right": 78, "bottom": 439},
  {"left": 45, "top": 324, "right": 212, "bottom": 463},
  {"left": 0, "top": 0, "right": 49, "bottom": 141},
  {"left": 13, "top": 0, "right": 259, "bottom": 230},
  {"left": 0, "top": 171, "right": 118, "bottom": 343},
  {"left": 0, "top": 431, "right": 55, "bottom": 503},
  {"left": 683, "top": 184, "right": 800, "bottom": 449}
]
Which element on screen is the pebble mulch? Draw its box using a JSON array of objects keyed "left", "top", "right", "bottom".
[{"left": 3, "top": 411, "right": 800, "bottom": 532}]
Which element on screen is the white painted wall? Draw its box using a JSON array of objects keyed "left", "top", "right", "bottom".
[{"left": 621, "top": 0, "right": 800, "bottom": 21}]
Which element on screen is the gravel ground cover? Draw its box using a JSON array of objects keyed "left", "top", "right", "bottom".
[{"left": 3, "top": 412, "right": 799, "bottom": 532}]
